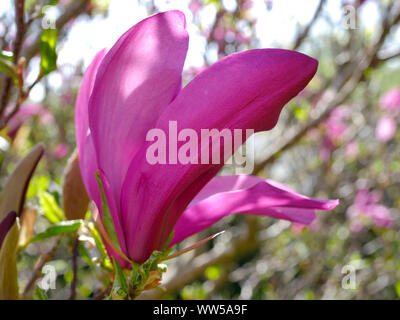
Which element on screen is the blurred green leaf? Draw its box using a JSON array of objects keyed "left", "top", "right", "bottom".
[
  {"left": 27, "top": 175, "right": 51, "bottom": 199},
  {"left": 395, "top": 281, "right": 400, "bottom": 298},
  {"left": 33, "top": 286, "right": 48, "bottom": 300},
  {"left": 0, "top": 50, "right": 13, "bottom": 61},
  {"left": 24, "top": 220, "right": 83, "bottom": 247},
  {"left": 78, "top": 242, "right": 97, "bottom": 272},
  {"left": 88, "top": 221, "right": 112, "bottom": 270},
  {"left": 39, "top": 191, "right": 64, "bottom": 223},
  {"left": 0, "top": 54, "right": 17, "bottom": 85},
  {"left": 40, "top": 28, "right": 57, "bottom": 75},
  {"left": 205, "top": 265, "right": 221, "bottom": 280},
  {"left": 293, "top": 106, "right": 308, "bottom": 121}
]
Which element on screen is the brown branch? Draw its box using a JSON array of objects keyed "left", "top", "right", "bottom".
[
  {"left": 0, "top": 0, "right": 26, "bottom": 116},
  {"left": 21, "top": 235, "right": 62, "bottom": 299},
  {"left": 21, "top": 0, "right": 90, "bottom": 63},
  {"left": 292, "top": 0, "right": 326, "bottom": 50},
  {"left": 253, "top": 3, "right": 400, "bottom": 175},
  {"left": 0, "top": 0, "right": 90, "bottom": 129},
  {"left": 378, "top": 49, "right": 400, "bottom": 62},
  {"left": 68, "top": 236, "right": 79, "bottom": 300}
]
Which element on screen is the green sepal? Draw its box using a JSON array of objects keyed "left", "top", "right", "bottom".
[
  {"left": 110, "top": 258, "right": 128, "bottom": 300},
  {"left": 95, "top": 171, "right": 121, "bottom": 251}
]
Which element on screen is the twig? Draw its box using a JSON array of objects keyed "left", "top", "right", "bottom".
[
  {"left": 21, "top": 235, "right": 62, "bottom": 299},
  {"left": 21, "top": 0, "right": 91, "bottom": 63},
  {"left": 93, "top": 283, "right": 112, "bottom": 300},
  {"left": 292, "top": 0, "right": 326, "bottom": 50},
  {"left": 0, "top": 0, "right": 26, "bottom": 116},
  {"left": 68, "top": 235, "right": 79, "bottom": 300},
  {"left": 253, "top": 3, "right": 400, "bottom": 175}
]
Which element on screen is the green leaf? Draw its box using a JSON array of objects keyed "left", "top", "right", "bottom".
[
  {"left": 395, "top": 281, "right": 400, "bottom": 297},
  {"left": 162, "top": 230, "right": 174, "bottom": 252},
  {"left": 23, "top": 220, "right": 83, "bottom": 248},
  {"left": 39, "top": 28, "right": 57, "bottom": 75},
  {"left": 88, "top": 222, "right": 112, "bottom": 270},
  {"left": 26, "top": 175, "right": 51, "bottom": 199},
  {"left": 293, "top": 106, "right": 308, "bottom": 121},
  {"left": 78, "top": 242, "right": 98, "bottom": 273},
  {"left": 110, "top": 258, "right": 128, "bottom": 300},
  {"left": 95, "top": 172, "right": 121, "bottom": 250},
  {"left": 39, "top": 191, "right": 64, "bottom": 223},
  {"left": 0, "top": 55, "right": 17, "bottom": 85},
  {"left": 0, "top": 50, "right": 13, "bottom": 61},
  {"left": 33, "top": 286, "right": 48, "bottom": 300}
]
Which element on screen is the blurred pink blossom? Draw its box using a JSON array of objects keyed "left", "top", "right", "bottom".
[
  {"left": 325, "top": 106, "right": 350, "bottom": 140},
  {"left": 53, "top": 143, "right": 69, "bottom": 159},
  {"left": 379, "top": 88, "right": 400, "bottom": 111},
  {"left": 345, "top": 141, "right": 359, "bottom": 159},
  {"left": 291, "top": 216, "right": 321, "bottom": 234},
  {"left": 189, "top": 0, "right": 202, "bottom": 14},
  {"left": 375, "top": 116, "right": 396, "bottom": 142},
  {"left": 347, "top": 189, "right": 394, "bottom": 231},
  {"left": 7, "top": 104, "right": 54, "bottom": 139}
]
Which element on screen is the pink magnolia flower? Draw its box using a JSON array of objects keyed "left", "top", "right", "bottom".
[
  {"left": 75, "top": 11, "right": 338, "bottom": 265},
  {"left": 375, "top": 116, "right": 396, "bottom": 142},
  {"left": 379, "top": 87, "right": 400, "bottom": 111}
]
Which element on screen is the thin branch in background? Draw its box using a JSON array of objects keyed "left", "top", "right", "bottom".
[
  {"left": 0, "top": 0, "right": 26, "bottom": 116},
  {"left": 21, "top": 0, "right": 91, "bottom": 63},
  {"left": 292, "top": 0, "right": 326, "bottom": 50},
  {"left": 253, "top": 4, "right": 400, "bottom": 175},
  {"left": 68, "top": 235, "right": 79, "bottom": 300},
  {"left": 21, "top": 235, "right": 62, "bottom": 299},
  {"left": 0, "top": 0, "right": 91, "bottom": 129}
]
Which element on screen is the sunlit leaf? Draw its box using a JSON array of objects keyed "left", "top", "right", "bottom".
[
  {"left": 39, "top": 191, "right": 64, "bottom": 223},
  {"left": 88, "top": 221, "right": 112, "bottom": 270},
  {"left": 0, "top": 55, "right": 17, "bottom": 85},
  {"left": 33, "top": 286, "right": 48, "bottom": 300},
  {"left": 40, "top": 28, "right": 57, "bottom": 75},
  {"left": 22, "top": 220, "right": 83, "bottom": 248}
]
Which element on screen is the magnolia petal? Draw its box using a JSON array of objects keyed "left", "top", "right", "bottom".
[
  {"left": 122, "top": 49, "right": 318, "bottom": 263},
  {"left": 88, "top": 10, "right": 188, "bottom": 214},
  {"left": 75, "top": 49, "right": 106, "bottom": 157},
  {"left": 75, "top": 49, "right": 105, "bottom": 210},
  {"left": 171, "top": 175, "right": 339, "bottom": 245}
]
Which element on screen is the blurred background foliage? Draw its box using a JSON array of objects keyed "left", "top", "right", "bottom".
[{"left": 0, "top": 0, "right": 400, "bottom": 299}]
